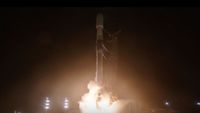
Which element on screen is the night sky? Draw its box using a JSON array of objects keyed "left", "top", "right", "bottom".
[{"left": 1, "top": 8, "right": 200, "bottom": 113}]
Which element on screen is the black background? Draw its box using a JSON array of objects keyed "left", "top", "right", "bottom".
[{"left": 0, "top": 7, "right": 200, "bottom": 113}]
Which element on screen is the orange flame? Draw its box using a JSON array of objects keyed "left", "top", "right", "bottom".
[{"left": 79, "top": 80, "right": 124, "bottom": 113}]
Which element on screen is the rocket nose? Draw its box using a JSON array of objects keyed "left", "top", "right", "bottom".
[{"left": 96, "top": 14, "right": 104, "bottom": 26}]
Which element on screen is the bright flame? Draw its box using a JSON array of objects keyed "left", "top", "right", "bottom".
[{"left": 79, "top": 80, "right": 125, "bottom": 113}]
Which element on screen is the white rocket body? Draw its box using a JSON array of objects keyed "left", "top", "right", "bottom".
[{"left": 95, "top": 14, "right": 104, "bottom": 85}]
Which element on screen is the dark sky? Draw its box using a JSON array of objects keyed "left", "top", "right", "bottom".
[{"left": 1, "top": 8, "right": 200, "bottom": 113}]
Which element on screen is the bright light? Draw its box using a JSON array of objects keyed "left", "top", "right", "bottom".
[
  {"left": 64, "top": 98, "right": 69, "bottom": 109},
  {"left": 79, "top": 80, "right": 124, "bottom": 113},
  {"left": 45, "top": 98, "right": 50, "bottom": 103},
  {"left": 46, "top": 100, "right": 50, "bottom": 102},
  {"left": 64, "top": 105, "right": 69, "bottom": 109},
  {"left": 165, "top": 101, "right": 170, "bottom": 106},
  {"left": 44, "top": 97, "right": 50, "bottom": 110},
  {"left": 65, "top": 98, "right": 69, "bottom": 102},
  {"left": 45, "top": 106, "right": 49, "bottom": 109},
  {"left": 197, "top": 102, "right": 200, "bottom": 106}
]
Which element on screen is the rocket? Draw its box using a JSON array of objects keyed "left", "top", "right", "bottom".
[{"left": 95, "top": 13, "right": 104, "bottom": 85}]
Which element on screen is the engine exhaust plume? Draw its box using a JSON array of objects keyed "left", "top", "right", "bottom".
[{"left": 79, "top": 80, "right": 127, "bottom": 113}]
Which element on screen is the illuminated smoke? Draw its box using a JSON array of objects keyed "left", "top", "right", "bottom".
[{"left": 79, "top": 80, "right": 126, "bottom": 113}]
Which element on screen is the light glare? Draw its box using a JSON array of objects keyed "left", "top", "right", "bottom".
[
  {"left": 165, "top": 101, "right": 170, "bottom": 106},
  {"left": 197, "top": 102, "right": 200, "bottom": 106},
  {"left": 44, "top": 97, "right": 50, "bottom": 110},
  {"left": 64, "top": 105, "right": 69, "bottom": 109},
  {"left": 79, "top": 80, "right": 124, "bottom": 113},
  {"left": 45, "top": 106, "right": 49, "bottom": 109},
  {"left": 64, "top": 98, "right": 69, "bottom": 109}
]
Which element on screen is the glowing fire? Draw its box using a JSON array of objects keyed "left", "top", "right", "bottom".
[{"left": 79, "top": 80, "right": 124, "bottom": 113}]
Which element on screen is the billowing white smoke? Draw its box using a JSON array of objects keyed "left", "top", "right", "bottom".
[{"left": 79, "top": 80, "right": 126, "bottom": 113}]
